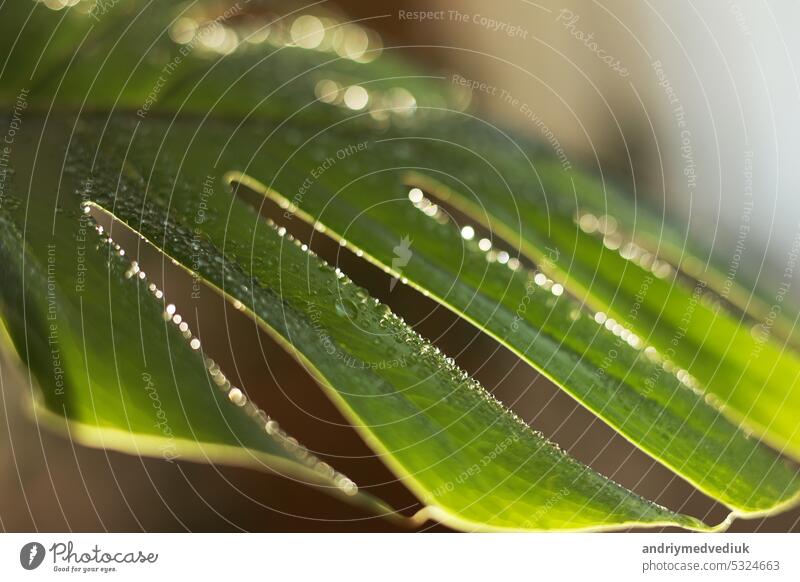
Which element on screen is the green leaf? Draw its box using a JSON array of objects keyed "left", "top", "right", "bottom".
[
  {"left": 58, "top": 114, "right": 717, "bottom": 532},
  {"left": 0, "top": 119, "right": 397, "bottom": 523},
  {"left": 227, "top": 136, "right": 800, "bottom": 515},
  {"left": 395, "top": 143, "right": 800, "bottom": 460}
]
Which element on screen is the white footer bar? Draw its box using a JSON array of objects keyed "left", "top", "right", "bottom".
[{"left": 0, "top": 533, "right": 796, "bottom": 581}]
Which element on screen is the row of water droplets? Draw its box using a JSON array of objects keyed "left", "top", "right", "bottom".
[
  {"left": 243, "top": 180, "right": 717, "bottom": 462},
  {"left": 577, "top": 213, "right": 707, "bottom": 395},
  {"left": 593, "top": 310, "right": 706, "bottom": 399},
  {"left": 577, "top": 211, "right": 673, "bottom": 280},
  {"left": 578, "top": 210, "right": 752, "bottom": 327},
  {"left": 166, "top": 6, "right": 383, "bottom": 60},
  {"left": 404, "top": 190, "right": 711, "bottom": 399},
  {"left": 266, "top": 198, "right": 546, "bottom": 442},
  {"left": 575, "top": 211, "right": 724, "bottom": 398},
  {"left": 90, "top": 212, "right": 359, "bottom": 496},
  {"left": 171, "top": 5, "right": 427, "bottom": 127},
  {"left": 408, "top": 186, "right": 564, "bottom": 297}
]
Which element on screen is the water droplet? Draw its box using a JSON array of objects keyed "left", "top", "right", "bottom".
[
  {"left": 315, "top": 79, "right": 339, "bottom": 103},
  {"left": 335, "top": 299, "right": 358, "bottom": 319},
  {"left": 408, "top": 188, "right": 424, "bottom": 204},
  {"left": 343, "top": 85, "right": 369, "bottom": 110},
  {"left": 228, "top": 388, "right": 246, "bottom": 406},
  {"left": 291, "top": 15, "right": 325, "bottom": 49}
]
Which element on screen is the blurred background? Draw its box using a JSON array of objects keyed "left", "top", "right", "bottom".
[{"left": 2, "top": 0, "right": 799, "bottom": 532}]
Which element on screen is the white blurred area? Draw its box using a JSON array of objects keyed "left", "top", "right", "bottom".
[{"left": 426, "top": 0, "right": 800, "bottom": 280}]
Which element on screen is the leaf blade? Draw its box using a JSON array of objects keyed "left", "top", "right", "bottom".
[
  {"left": 228, "top": 131, "right": 800, "bottom": 515},
  {"left": 71, "top": 115, "right": 716, "bottom": 531}
]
